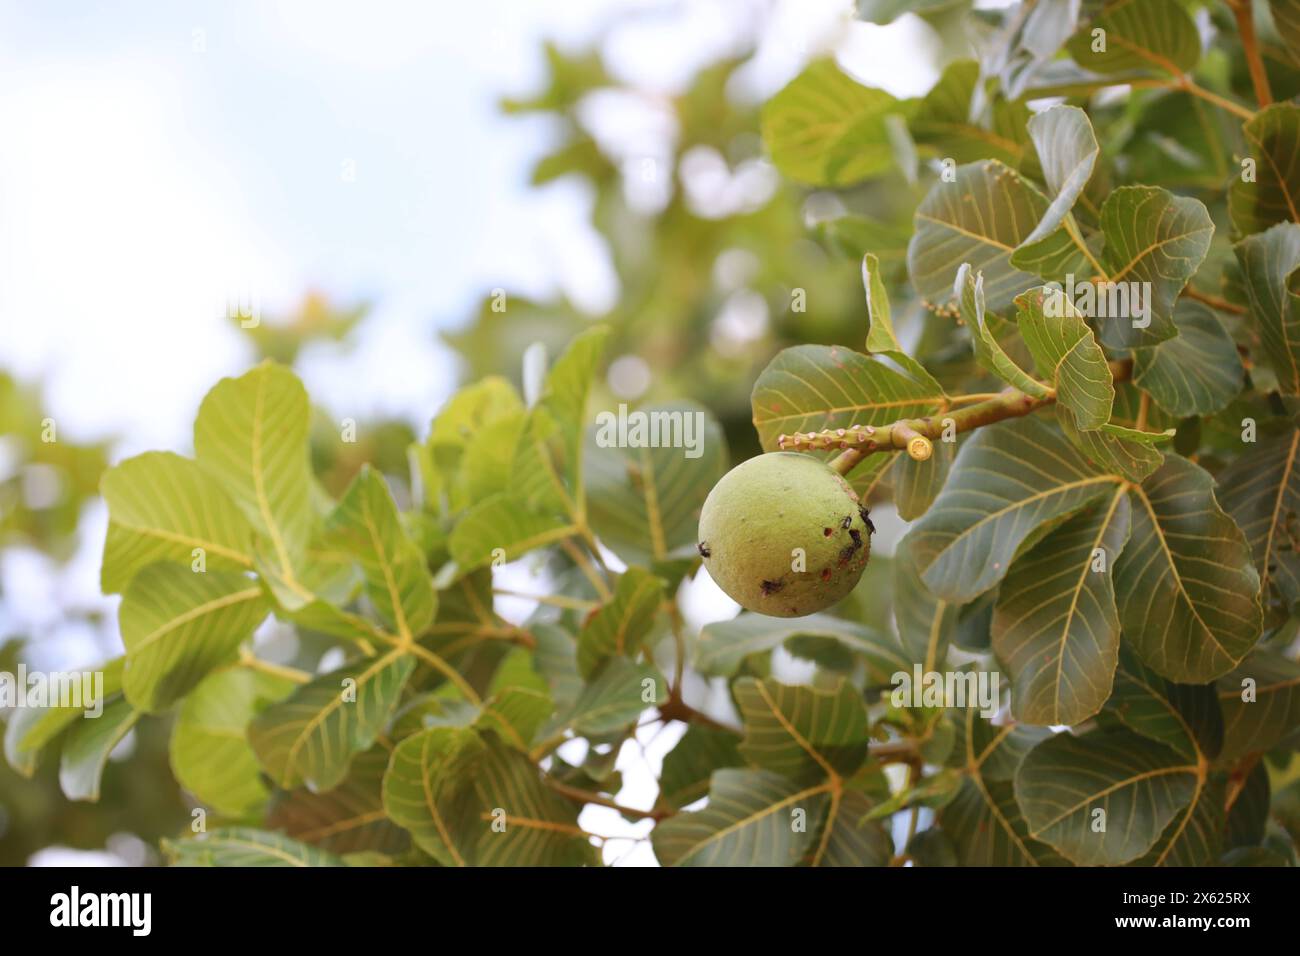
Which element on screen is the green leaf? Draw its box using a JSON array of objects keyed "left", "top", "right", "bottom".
[
  {"left": 894, "top": 535, "right": 957, "bottom": 670},
  {"left": 696, "top": 612, "right": 907, "bottom": 685},
  {"left": 585, "top": 401, "right": 728, "bottom": 566},
  {"left": 1094, "top": 186, "right": 1214, "bottom": 349},
  {"left": 1015, "top": 728, "right": 1199, "bottom": 865},
  {"left": 909, "top": 415, "right": 1119, "bottom": 603},
  {"left": 1132, "top": 301, "right": 1244, "bottom": 416},
  {"left": 565, "top": 657, "right": 665, "bottom": 736},
  {"left": 958, "top": 265, "right": 1051, "bottom": 399},
  {"left": 512, "top": 325, "right": 609, "bottom": 521},
  {"left": 1216, "top": 431, "right": 1300, "bottom": 608},
  {"left": 1010, "top": 105, "right": 1099, "bottom": 277},
  {"left": 1015, "top": 286, "right": 1114, "bottom": 429},
  {"left": 1273, "top": 0, "right": 1300, "bottom": 66},
  {"left": 1216, "top": 649, "right": 1300, "bottom": 762},
  {"left": 193, "top": 361, "right": 315, "bottom": 583},
  {"left": 760, "top": 59, "right": 900, "bottom": 187},
  {"left": 267, "top": 748, "right": 410, "bottom": 856},
  {"left": 909, "top": 161, "right": 1049, "bottom": 314},
  {"left": 940, "top": 711, "right": 1065, "bottom": 866},
  {"left": 478, "top": 686, "right": 553, "bottom": 750},
  {"left": 119, "top": 564, "right": 269, "bottom": 713},
  {"left": 3, "top": 658, "right": 124, "bottom": 776},
  {"left": 250, "top": 650, "right": 415, "bottom": 790},
  {"left": 810, "top": 789, "right": 892, "bottom": 866},
  {"left": 1230, "top": 103, "right": 1300, "bottom": 237},
  {"left": 100, "top": 451, "right": 255, "bottom": 594},
  {"left": 170, "top": 668, "right": 296, "bottom": 816},
  {"left": 1235, "top": 222, "right": 1300, "bottom": 396},
  {"left": 862, "top": 253, "right": 943, "bottom": 394},
  {"left": 908, "top": 61, "right": 1030, "bottom": 167},
  {"left": 856, "top": 0, "right": 965, "bottom": 24},
  {"left": 992, "top": 486, "right": 1130, "bottom": 726},
  {"left": 998, "top": 2, "right": 1085, "bottom": 100},
  {"left": 734, "top": 677, "right": 870, "bottom": 782},
  {"left": 1132, "top": 774, "right": 1225, "bottom": 867},
  {"left": 1067, "top": 0, "right": 1200, "bottom": 77},
  {"left": 326, "top": 465, "right": 436, "bottom": 640},
  {"left": 1054, "top": 397, "right": 1163, "bottom": 484},
  {"left": 1107, "top": 645, "right": 1224, "bottom": 762},
  {"left": 381, "top": 726, "right": 477, "bottom": 865},
  {"left": 1114, "top": 455, "right": 1262, "bottom": 682},
  {"left": 576, "top": 567, "right": 665, "bottom": 678},
  {"left": 383, "top": 728, "right": 592, "bottom": 866},
  {"left": 448, "top": 493, "right": 575, "bottom": 571},
  {"left": 58, "top": 696, "right": 139, "bottom": 802},
  {"left": 750, "top": 344, "right": 943, "bottom": 452},
  {"left": 164, "top": 828, "right": 346, "bottom": 867},
  {"left": 652, "top": 768, "right": 831, "bottom": 866},
  {"left": 659, "top": 725, "right": 744, "bottom": 810}
]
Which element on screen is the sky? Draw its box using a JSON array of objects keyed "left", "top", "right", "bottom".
[{"left": 0, "top": 0, "right": 970, "bottom": 866}]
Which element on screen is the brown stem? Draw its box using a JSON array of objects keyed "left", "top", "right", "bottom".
[
  {"left": 657, "top": 693, "right": 737, "bottom": 735},
  {"left": 1232, "top": 0, "right": 1273, "bottom": 107},
  {"left": 1181, "top": 285, "right": 1246, "bottom": 315},
  {"left": 828, "top": 360, "right": 1133, "bottom": 478},
  {"left": 545, "top": 778, "right": 673, "bottom": 822}
]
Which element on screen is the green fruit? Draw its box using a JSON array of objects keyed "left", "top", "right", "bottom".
[{"left": 697, "top": 452, "right": 874, "bottom": 618}]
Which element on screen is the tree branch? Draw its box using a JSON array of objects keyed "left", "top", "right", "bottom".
[
  {"left": 799, "top": 359, "right": 1134, "bottom": 478},
  {"left": 1231, "top": 0, "right": 1273, "bottom": 107}
]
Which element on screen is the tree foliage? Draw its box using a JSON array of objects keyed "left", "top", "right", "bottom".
[{"left": 7, "top": 0, "right": 1300, "bottom": 867}]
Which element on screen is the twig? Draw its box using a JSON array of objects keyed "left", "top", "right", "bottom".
[
  {"left": 822, "top": 360, "right": 1133, "bottom": 478},
  {"left": 1231, "top": 0, "right": 1273, "bottom": 107}
]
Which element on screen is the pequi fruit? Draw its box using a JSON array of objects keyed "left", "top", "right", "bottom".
[{"left": 697, "top": 451, "right": 874, "bottom": 618}]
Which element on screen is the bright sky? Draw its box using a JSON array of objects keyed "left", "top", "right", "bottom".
[{"left": 0, "top": 0, "right": 958, "bottom": 866}]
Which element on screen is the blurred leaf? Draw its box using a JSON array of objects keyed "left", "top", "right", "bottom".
[
  {"left": 171, "top": 668, "right": 296, "bottom": 816},
  {"left": 734, "top": 677, "right": 870, "bottom": 782},
  {"left": 761, "top": 59, "right": 901, "bottom": 186},
  {"left": 1230, "top": 103, "right": 1300, "bottom": 237},
  {"left": 58, "top": 696, "right": 139, "bottom": 802},
  {"left": 652, "top": 768, "right": 831, "bottom": 866},
  {"left": 585, "top": 401, "right": 728, "bottom": 566},
  {"left": 250, "top": 651, "right": 415, "bottom": 791},
  {"left": 576, "top": 567, "right": 665, "bottom": 678},
  {"left": 326, "top": 465, "right": 436, "bottom": 640},
  {"left": 193, "top": 361, "right": 315, "bottom": 583},
  {"left": 165, "top": 828, "right": 346, "bottom": 867},
  {"left": 100, "top": 452, "right": 254, "bottom": 594},
  {"left": 119, "top": 564, "right": 269, "bottom": 713},
  {"left": 1067, "top": 0, "right": 1200, "bottom": 77}
]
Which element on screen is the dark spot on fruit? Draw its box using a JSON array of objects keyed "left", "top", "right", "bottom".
[
  {"left": 849, "top": 528, "right": 862, "bottom": 547},
  {"left": 760, "top": 579, "right": 785, "bottom": 596},
  {"left": 697, "top": 542, "right": 711, "bottom": 558},
  {"left": 859, "top": 506, "right": 875, "bottom": 535},
  {"left": 823, "top": 527, "right": 833, "bottom": 537},
  {"left": 820, "top": 568, "right": 831, "bottom": 582},
  {"left": 840, "top": 514, "right": 852, "bottom": 530}
]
